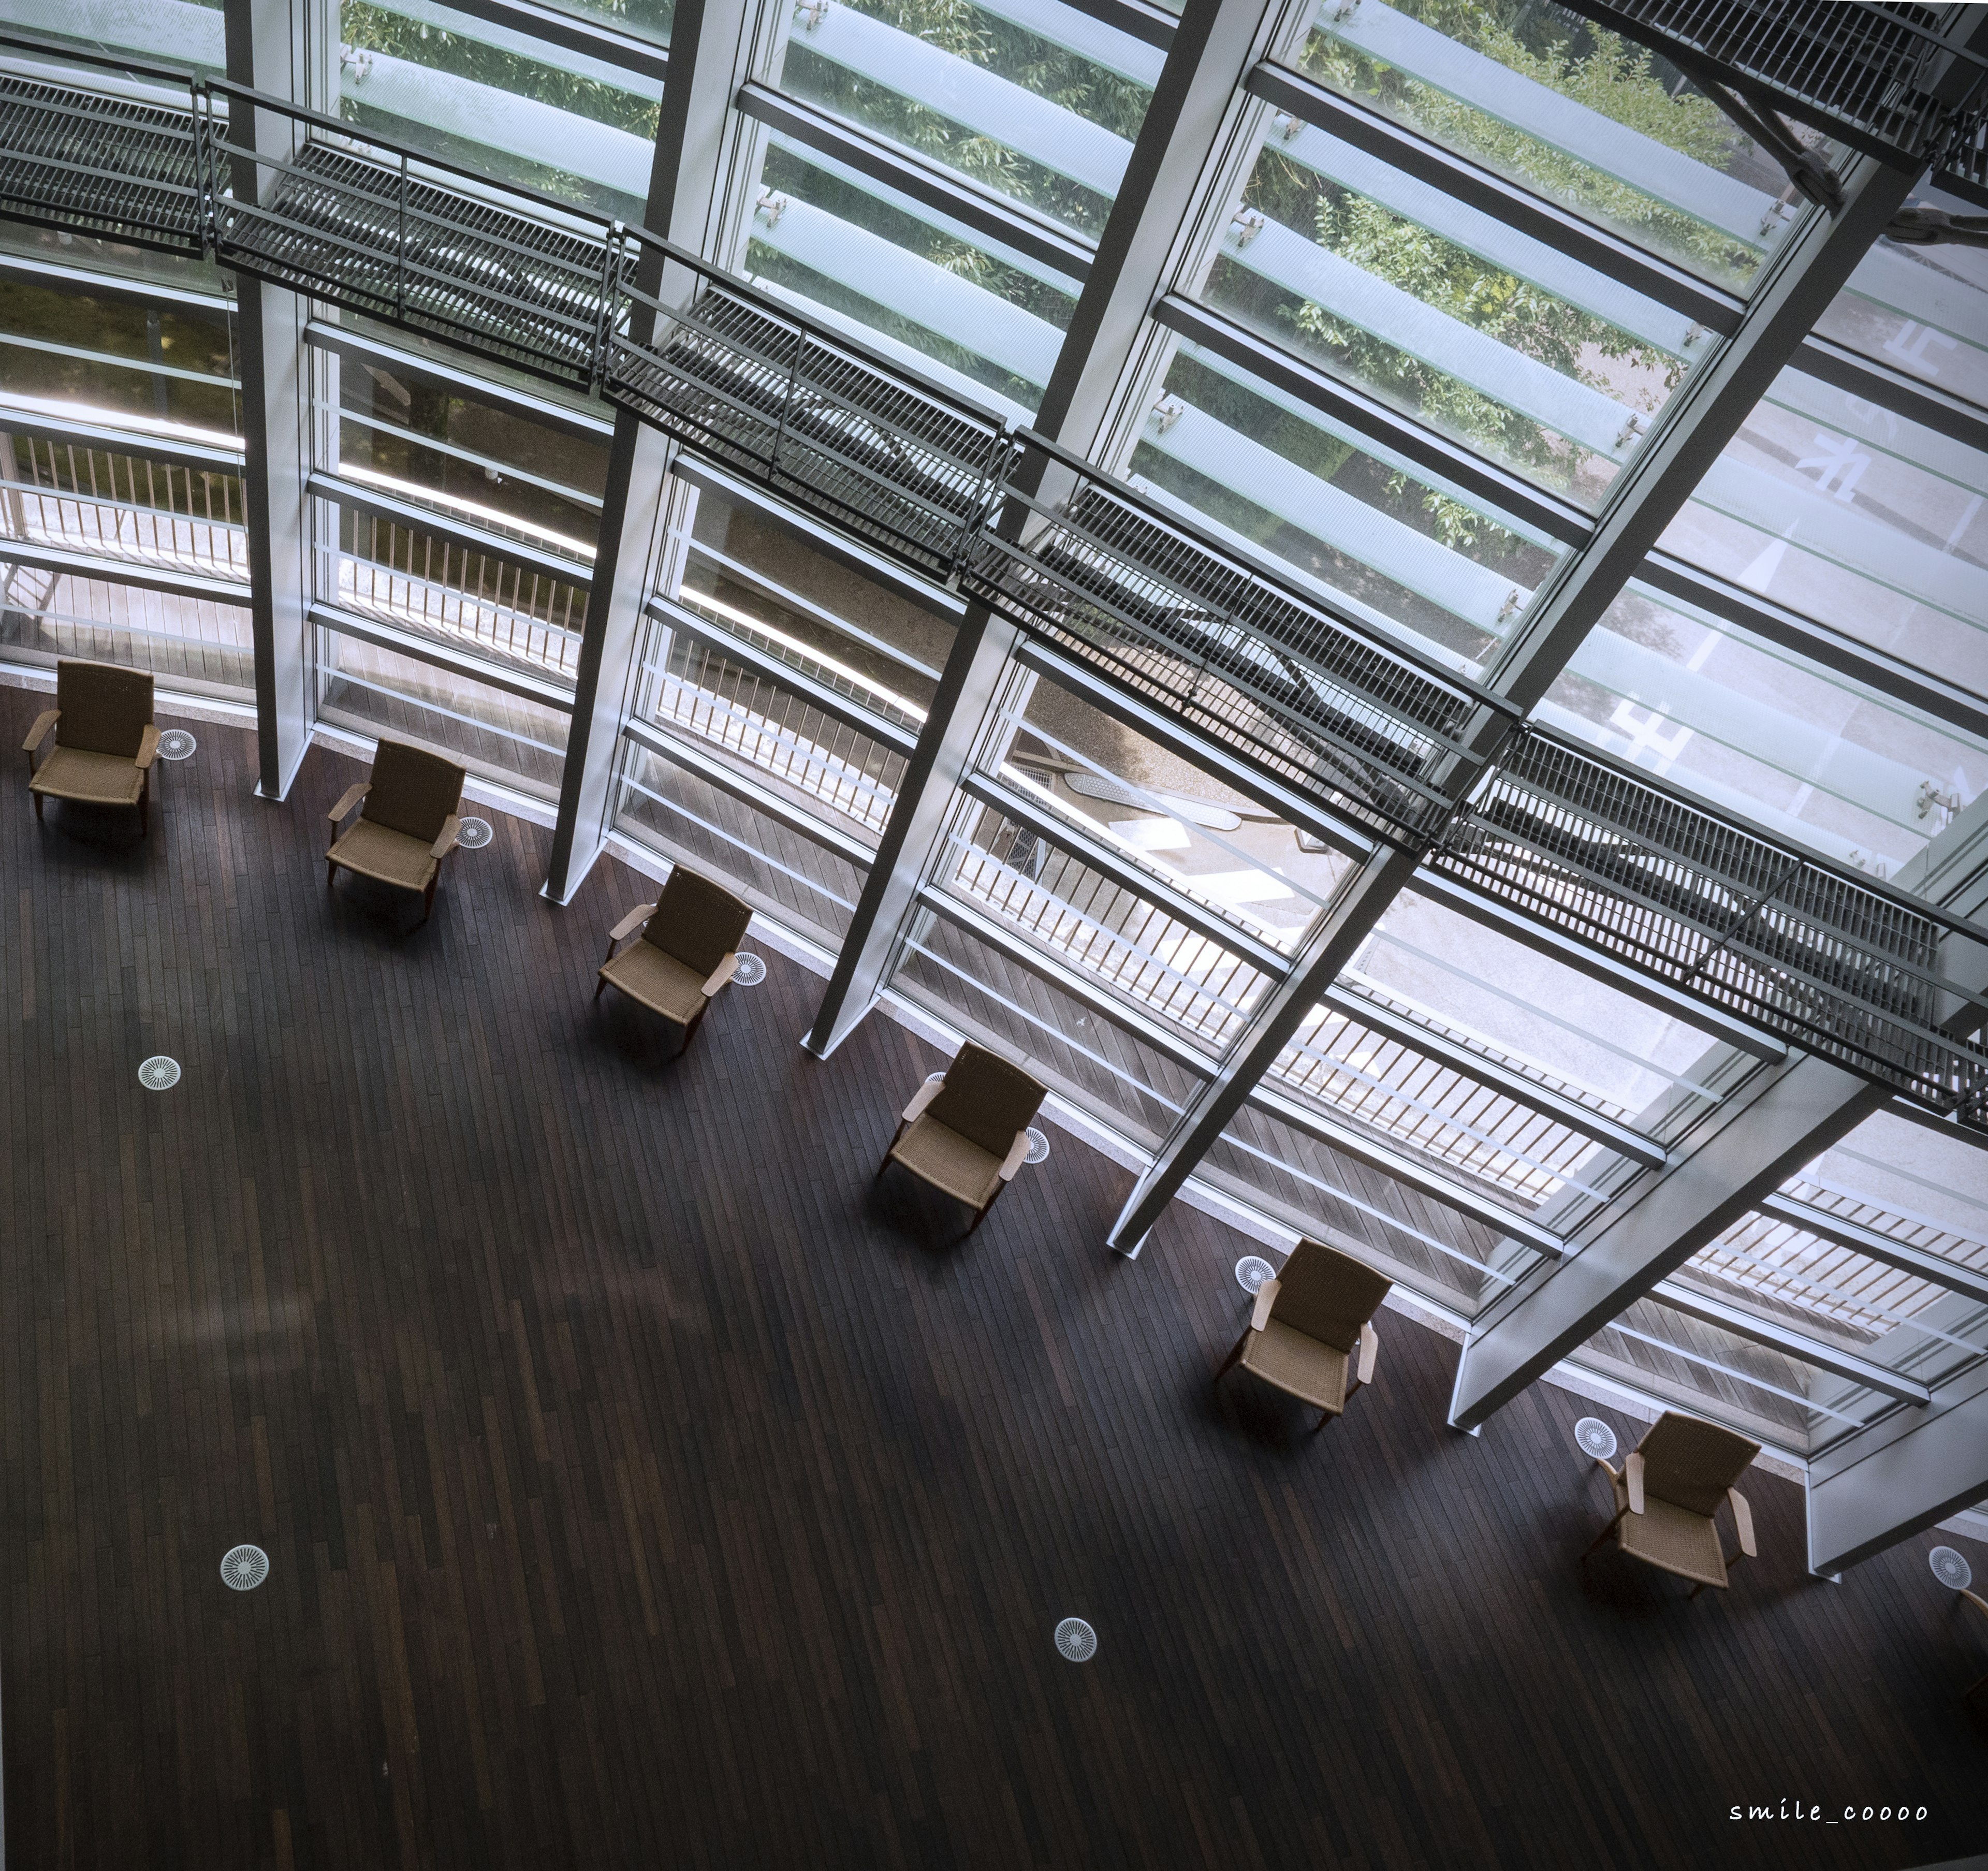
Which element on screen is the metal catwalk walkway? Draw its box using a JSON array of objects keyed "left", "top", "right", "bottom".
[{"left": 5, "top": 35, "right": 1988, "bottom": 1122}]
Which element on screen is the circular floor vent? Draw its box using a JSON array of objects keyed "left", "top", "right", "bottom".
[
  {"left": 1234, "top": 1255, "right": 1275, "bottom": 1293},
  {"left": 221, "top": 1544, "right": 270, "bottom": 1591},
  {"left": 1929, "top": 1545, "right": 1974, "bottom": 1591},
  {"left": 733, "top": 953, "right": 767, "bottom": 986},
  {"left": 1024, "top": 1128, "right": 1049, "bottom": 1164},
  {"left": 456, "top": 817, "right": 494, "bottom": 849},
  {"left": 138, "top": 1056, "right": 181, "bottom": 1091},
  {"left": 1574, "top": 1417, "right": 1619, "bottom": 1461},
  {"left": 158, "top": 729, "right": 197, "bottom": 761},
  {"left": 1054, "top": 1617, "right": 1096, "bottom": 1662}
]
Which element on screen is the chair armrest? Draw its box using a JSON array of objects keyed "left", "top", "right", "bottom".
[
  {"left": 1356, "top": 1320, "right": 1380, "bottom": 1385},
  {"left": 1962, "top": 1588, "right": 1988, "bottom": 1621},
  {"left": 701, "top": 951, "right": 740, "bottom": 998},
  {"left": 23, "top": 709, "right": 57, "bottom": 754},
  {"left": 430, "top": 813, "right": 461, "bottom": 859},
  {"left": 327, "top": 781, "right": 369, "bottom": 825},
  {"left": 1625, "top": 1450, "right": 1646, "bottom": 1515},
  {"left": 1728, "top": 1488, "right": 1756, "bottom": 1560},
  {"left": 608, "top": 901, "right": 657, "bottom": 942},
  {"left": 135, "top": 723, "right": 162, "bottom": 769},
  {"left": 1249, "top": 1277, "right": 1280, "bottom": 1333},
  {"left": 998, "top": 1128, "right": 1030, "bottom": 1181},
  {"left": 900, "top": 1076, "right": 944, "bottom": 1124}
]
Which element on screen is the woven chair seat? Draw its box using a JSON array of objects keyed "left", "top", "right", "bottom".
[
  {"left": 598, "top": 940, "right": 707, "bottom": 1025},
  {"left": 888, "top": 1114, "right": 1003, "bottom": 1209},
  {"left": 1239, "top": 1319, "right": 1351, "bottom": 1413},
  {"left": 1610, "top": 1474, "right": 1729, "bottom": 1588},
  {"left": 29, "top": 744, "right": 145, "bottom": 806},
  {"left": 328, "top": 818, "right": 438, "bottom": 893}
]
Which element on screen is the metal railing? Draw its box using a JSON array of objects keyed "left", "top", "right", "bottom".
[
  {"left": 7, "top": 38, "right": 1988, "bottom": 1129},
  {"left": 1550, "top": 0, "right": 1988, "bottom": 170}
]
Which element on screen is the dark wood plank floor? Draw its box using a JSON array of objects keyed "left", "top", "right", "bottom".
[{"left": 3, "top": 687, "right": 1983, "bottom": 1871}]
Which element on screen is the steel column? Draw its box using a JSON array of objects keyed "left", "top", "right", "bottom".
[
  {"left": 226, "top": 0, "right": 315, "bottom": 801},
  {"left": 543, "top": 0, "right": 772, "bottom": 902}
]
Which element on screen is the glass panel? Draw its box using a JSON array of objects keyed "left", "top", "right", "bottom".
[
  {"left": 1006, "top": 673, "right": 1347, "bottom": 954},
  {"left": 1541, "top": 581, "right": 1988, "bottom": 879},
  {"left": 1217, "top": 117, "right": 1697, "bottom": 500},
  {"left": 890, "top": 910, "right": 1200, "bottom": 1145},
  {"left": 1299, "top": 0, "right": 1839, "bottom": 291},
  {"left": 1, "top": 0, "right": 224, "bottom": 66},
  {"left": 326, "top": 504, "right": 590, "bottom": 684},
  {"left": 1, "top": 559, "right": 253, "bottom": 693},
  {"left": 543, "top": 0, "right": 671, "bottom": 46},
  {"left": 681, "top": 484, "right": 953, "bottom": 707},
  {"left": 333, "top": 359, "right": 607, "bottom": 548},
  {"left": 1197, "top": 1102, "right": 1544, "bottom": 1318},
  {"left": 340, "top": 0, "right": 662, "bottom": 219},
  {"left": 1352, "top": 888, "right": 1728, "bottom": 1136},
  {"left": 317, "top": 627, "right": 569, "bottom": 794},
  {"left": 0, "top": 274, "right": 238, "bottom": 435},
  {"left": 1815, "top": 185, "right": 1988, "bottom": 416},
  {"left": 2, "top": 428, "right": 247, "bottom": 584},
  {"left": 616, "top": 738, "right": 866, "bottom": 950},
  {"left": 1264, "top": 998, "right": 1622, "bottom": 1210},
  {"left": 1131, "top": 346, "right": 1566, "bottom": 673},
  {"left": 1577, "top": 1294, "right": 1885, "bottom": 1455},
  {"left": 777, "top": 0, "right": 1156, "bottom": 239},
  {"left": 1661, "top": 368, "right": 1988, "bottom": 705},
  {"left": 1806, "top": 1110, "right": 1988, "bottom": 1271},
  {"left": 748, "top": 141, "right": 1075, "bottom": 415},
  {"left": 934, "top": 795, "right": 1274, "bottom": 1054}
]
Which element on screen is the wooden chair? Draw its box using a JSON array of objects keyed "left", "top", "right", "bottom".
[
  {"left": 1581, "top": 1411, "right": 1759, "bottom": 1598},
  {"left": 595, "top": 865, "right": 751, "bottom": 1054},
  {"left": 325, "top": 739, "right": 465, "bottom": 926},
  {"left": 1957, "top": 1584, "right": 1988, "bottom": 1706},
  {"left": 24, "top": 659, "right": 161, "bottom": 835},
  {"left": 877, "top": 1042, "right": 1045, "bottom": 1233},
  {"left": 1215, "top": 1239, "right": 1390, "bottom": 1431}
]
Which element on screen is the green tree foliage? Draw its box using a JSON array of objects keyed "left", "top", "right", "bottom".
[
  {"left": 1302, "top": 2, "right": 1753, "bottom": 284},
  {"left": 782, "top": 0, "right": 1149, "bottom": 240}
]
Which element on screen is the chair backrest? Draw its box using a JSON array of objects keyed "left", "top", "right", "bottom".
[
  {"left": 361, "top": 739, "right": 465, "bottom": 843},
  {"left": 1270, "top": 1239, "right": 1392, "bottom": 1354},
  {"left": 645, "top": 865, "right": 752, "bottom": 975},
  {"left": 55, "top": 659, "right": 152, "bottom": 758},
  {"left": 1636, "top": 1412, "right": 1759, "bottom": 1516},
  {"left": 928, "top": 1042, "right": 1046, "bottom": 1158}
]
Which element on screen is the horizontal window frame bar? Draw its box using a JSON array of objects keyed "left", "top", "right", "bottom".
[
  {"left": 1241, "top": 60, "right": 1746, "bottom": 339},
  {"left": 646, "top": 591, "right": 920, "bottom": 756},
  {"left": 1055, "top": 0, "right": 1175, "bottom": 53},
  {"left": 1757, "top": 1192, "right": 1988, "bottom": 1309},
  {"left": 309, "top": 601, "right": 578, "bottom": 712},
  {"left": 914, "top": 883, "right": 1222, "bottom": 1080},
  {"left": 0, "top": 404, "right": 243, "bottom": 476},
  {"left": 311, "top": 471, "right": 592, "bottom": 588},
  {"left": 735, "top": 81, "right": 1095, "bottom": 283},
  {"left": 304, "top": 318, "right": 616, "bottom": 444},
  {"left": 1315, "top": 981, "right": 1665, "bottom": 1168},
  {"left": 0, "top": 247, "right": 233, "bottom": 314},
  {"left": 1635, "top": 550, "right": 1988, "bottom": 743},
  {"left": 1792, "top": 332, "right": 1988, "bottom": 462},
  {"left": 1648, "top": 1278, "right": 1934, "bottom": 1404},
  {"left": 1247, "top": 1079, "right": 1567, "bottom": 1259},
  {"left": 435, "top": 0, "right": 670, "bottom": 84},
  {"left": 0, "top": 536, "right": 244, "bottom": 604},
  {"left": 620, "top": 714, "right": 880, "bottom": 871},
  {"left": 330, "top": 406, "right": 604, "bottom": 515},
  {"left": 1151, "top": 293, "right": 1593, "bottom": 546},
  {"left": 961, "top": 767, "right": 1294, "bottom": 978}
]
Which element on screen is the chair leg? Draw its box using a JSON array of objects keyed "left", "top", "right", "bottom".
[
  {"left": 1214, "top": 1330, "right": 1248, "bottom": 1385},
  {"left": 680, "top": 1004, "right": 709, "bottom": 1056},
  {"left": 1312, "top": 1407, "right": 1338, "bottom": 1434},
  {"left": 420, "top": 876, "right": 437, "bottom": 925},
  {"left": 325, "top": 857, "right": 335, "bottom": 890},
  {"left": 33, "top": 790, "right": 43, "bottom": 822},
  {"left": 875, "top": 1120, "right": 907, "bottom": 1179},
  {"left": 594, "top": 972, "right": 610, "bottom": 1002},
  {"left": 967, "top": 1181, "right": 1007, "bottom": 1234},
  {"left": 139, "top": 773, "right": 150, "bottom": 837},
  {"left": 1580, "top": 1513, "right": 1624, "bottom": 1563}
]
